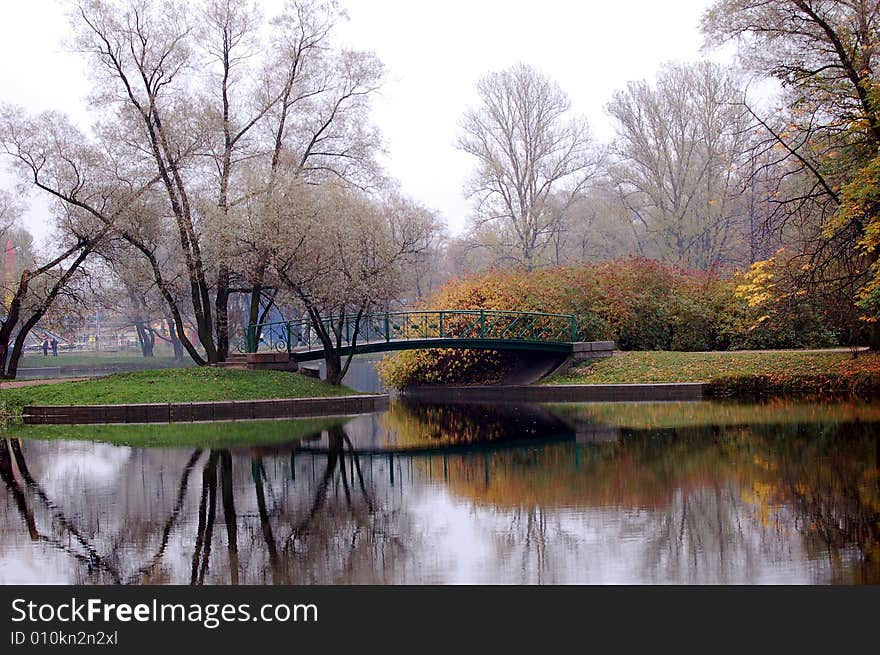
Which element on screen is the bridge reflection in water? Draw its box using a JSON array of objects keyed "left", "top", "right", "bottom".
[{"left": 1, "top": 401, "right": 879, "bottom": 584}]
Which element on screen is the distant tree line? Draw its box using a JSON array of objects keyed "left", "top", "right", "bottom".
[{"left": 449, "top": 1, "right": 880, "bottom": 347}]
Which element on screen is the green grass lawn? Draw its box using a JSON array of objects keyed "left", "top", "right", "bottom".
[
  {"left": 0, "top": 367, "right": 362, "bottom": 417},
  {"left": 5, "top": 415, "right": 351, "bottom": 448},
  {"left": 17, "top": 351, "right": 181, "bottom": 369},
  {"left": 547, "top": 350, "right": 878, "bottom": 384}
]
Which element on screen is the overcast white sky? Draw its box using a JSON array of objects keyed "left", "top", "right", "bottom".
[{"left": 0, "top": 0, "right": 724, "bottom": 242}]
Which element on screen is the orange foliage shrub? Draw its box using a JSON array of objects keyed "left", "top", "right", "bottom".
[{"left": 380, "top": 258, "right": 840, "bottom": 389}]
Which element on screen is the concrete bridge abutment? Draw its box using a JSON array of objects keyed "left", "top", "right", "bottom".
[{"left": 571, "top": 341, "right": 615, "bottom": 362}]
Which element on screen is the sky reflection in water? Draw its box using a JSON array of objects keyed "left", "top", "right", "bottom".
[{"left": 1, "top": 400, "right": 878, "bottom": 584}]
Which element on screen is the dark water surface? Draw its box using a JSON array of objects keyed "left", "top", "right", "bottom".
[{"left": 1, "top": 400, "right": 878, "bottom": 584}]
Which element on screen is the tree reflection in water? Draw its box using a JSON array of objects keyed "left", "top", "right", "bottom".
[
  {"left": 0, "top": 404, "right": 878, "bottom": 584},
  {"left": 0, "top": 438, "right": 123, "bottom": 582},
  {"left": 0, "top": 428, "right": 396, "bottom": 584}
]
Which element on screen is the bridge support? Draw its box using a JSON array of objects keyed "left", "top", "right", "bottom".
[
  {"left": 245, "top": 352, "right": 298, "bottom": 372},
  {"left": 571, "top": 341, "right": 615, "bottom": 363},
  {"left": 540, "top": 341, "right": 615, "bottom": 382}
]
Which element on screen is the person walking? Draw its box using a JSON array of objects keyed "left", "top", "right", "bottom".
[
  {"left": 50, "top": 338, "right": 58, "bottom": 357},
  {"left": 42, "top": 338, "right": 49, "bottom": 356}
]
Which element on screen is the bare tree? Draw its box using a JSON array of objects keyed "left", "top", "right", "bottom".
[
  {"left": 549, "top": 184, "right": 640, "bottom": 265},
  {"left": 0, "top": 101, "right": 210, "bottom": 364},
  {"left": 0, "top": 234, "right": 109, "bottom": 378},
  {"left": 89, "top": 246, "right": 178, "bottom": 358},
  {"left": 263, "top": 180, "right": 439, "bottom": 384},
  {"left": 0, "top": 106, "right": 147, "bottom": 376},
  {"left": 50, "top": 0, "right": 385, "bottom": 365},
  {"left": 0, "top": 190, "right": 20, "bottom": 241},
  {"left": 200, "top": 0, "right": 269, "bottom": 362},
  {"left": 607, "top": 61, "right": 753, "bottom": 269},
  {"left": 457, "top": 63, "right": 601, "bottom": 270},
  {"left": 224, "top": 0, "right": 385, "bottom": 352},
  {"left": 703, "top": 0, "right": 880, "bottom": 150}
]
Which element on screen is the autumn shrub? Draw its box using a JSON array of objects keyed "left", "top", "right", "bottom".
[
  {"left": 378, "top": 347, "right": 515, "bottom": 388},
  {"left": 717, "top": 257, "right": 839, "bottom": 350},
  {"left": 571, "top": 259, "right": 723, "bottom": 350},
  {"left": 380, "top": 257, "right": 843, "bottom": 388}
]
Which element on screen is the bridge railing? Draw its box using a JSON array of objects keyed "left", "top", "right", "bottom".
[{"left": 244, "top": 310, "right": 578, "bottom": 354}]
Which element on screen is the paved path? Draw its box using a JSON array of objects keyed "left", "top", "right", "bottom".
[{"left": 0, "top": 377, "right": 89, "bottom": 389}]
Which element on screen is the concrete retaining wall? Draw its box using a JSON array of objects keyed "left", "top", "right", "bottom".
[
  {"left": 404, "top": 383, "right": 706, "bottom": 403},
  {"left": 571, "top": 341, "right": 615, "bottom": 362},
  {"left": 22, "top": 383, "right": 707, "bottom": 425},
  {"left": 23, "top": 394, "right": 390, "bottom": 425}
]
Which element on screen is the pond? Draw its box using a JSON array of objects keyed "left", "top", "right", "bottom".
[{"left": 1, "top": 399, "right": 878, "bottom": 584}]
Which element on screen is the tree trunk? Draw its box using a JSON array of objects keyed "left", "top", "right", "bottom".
[
  {"left": 5, "top": 243, "right": 94, "bottom": 379},
  {"left": 321, "top": 307, "right": 365, "bottom": 385},
  {"left": 166, "top": 317, "right": 184, "bottom": 361},
  {"left": 324, "top": 351, "right": 344, "bottom": 385},
  {"left": 215, "top": 265, "right": 230, "bottom": 362},
  {"left": 7, "top": 311, "right": 44, "bottom": 379},
  {"left": 247, "top": 283, "right": 262, "bottom": 353},
  {"left": 135, "top": 321, "right": 155, "bottom": 357},
  {"left": 0, "top": 271, "right": 29, "bottom": 378}
]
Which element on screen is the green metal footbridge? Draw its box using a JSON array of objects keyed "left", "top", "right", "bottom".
[{"left": 245, "top": 309, "right": 579, "bottom": 362}]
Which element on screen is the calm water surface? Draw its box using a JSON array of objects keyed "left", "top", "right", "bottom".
[{"left": 1, "top": 399, "right": 878, "bottom": 584}]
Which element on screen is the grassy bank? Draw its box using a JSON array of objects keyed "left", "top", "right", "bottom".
[
  {"left": 548, "top": 350, "right": 880, "bottom": 397},
  {"left": 0, "top": 367, "right": 362, "bottom": 418}
]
